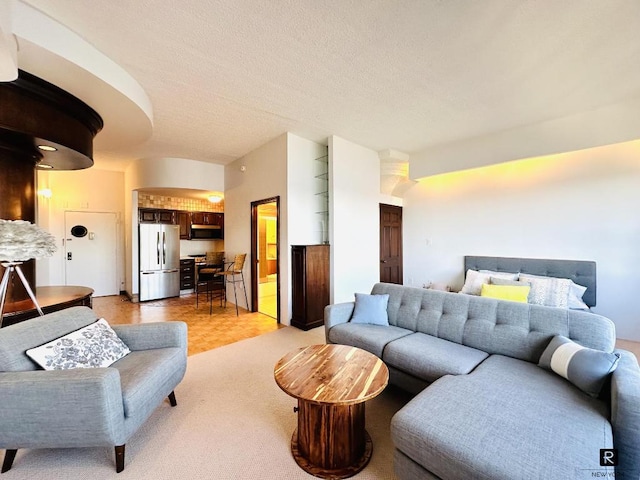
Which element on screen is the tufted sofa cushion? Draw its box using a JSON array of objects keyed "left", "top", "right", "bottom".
[
  {"left": 370, "top": 283, "right": 616, "bottom": 363},
  {"left": 383, "top": 333, "right": 488, "bottom": 382}
]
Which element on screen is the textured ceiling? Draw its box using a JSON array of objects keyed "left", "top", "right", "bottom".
[{"left": 17, "top": 0, "right": 640, "bottom": 171}]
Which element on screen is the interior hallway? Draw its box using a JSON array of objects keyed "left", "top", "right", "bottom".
[
  {"left": 93, "top": 293, "right": 282, "bottom": 356},
  {"left": 258, "top": 274, "right": 277, "bottom": 319}
]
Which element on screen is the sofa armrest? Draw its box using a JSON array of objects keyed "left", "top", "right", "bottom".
[
  {"left": 324, "top": 302, "right": 355, "bottom": 341},
  {"left": 0, "top": 368, "right": 124, "bottom": 447},
  {"left": 610, "top": 349, "right": 640, "bottom": 479},
  {"left": 112, "top": 321, "right": 187, "bottom": 351}
]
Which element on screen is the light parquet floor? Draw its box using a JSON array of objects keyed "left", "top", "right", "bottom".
[{"left": 93, "top": 294, "right": 283, "bottom": 356}]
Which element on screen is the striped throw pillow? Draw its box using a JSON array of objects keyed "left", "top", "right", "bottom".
[{"left": 538, "top": 335, "right": 620, "bottom": 397}]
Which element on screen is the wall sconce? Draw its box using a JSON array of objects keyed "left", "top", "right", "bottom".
[{"left": 208, "top": 195, "right": 223, "bottom": 203}]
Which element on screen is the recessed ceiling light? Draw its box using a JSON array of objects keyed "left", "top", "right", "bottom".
[
  {"left": 37, "top": 163, "right": 54, "bottom": 169},
  {"left": 38, "top": 145, "right": 57, "bottom": 152}
]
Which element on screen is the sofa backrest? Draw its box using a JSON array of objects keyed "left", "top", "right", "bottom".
[
  {"left": 0, "top": 306, "right": 98, "bottom": 372},
  {"left": 371, "top": 283, "right": 616, "bottom": 363}
]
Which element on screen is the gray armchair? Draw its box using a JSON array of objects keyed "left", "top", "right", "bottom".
[{"left": 0, "top": 306, "right": 187, "bottom": 473}]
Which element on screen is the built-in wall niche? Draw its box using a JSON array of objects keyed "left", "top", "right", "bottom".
[
  {"left": 138, "top": 193, "right": 224, "bottom": 212},
  {"left": 315, "top": 152, "right": 329, "bottom": 244}
]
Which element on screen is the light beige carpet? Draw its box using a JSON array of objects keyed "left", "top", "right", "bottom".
[{"left": 2, "top": 326, "right": 411, "bottom": 479}]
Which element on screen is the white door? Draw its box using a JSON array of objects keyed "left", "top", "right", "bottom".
[{"left": 65, "top": 211, "right": 118, "bottom": 297}]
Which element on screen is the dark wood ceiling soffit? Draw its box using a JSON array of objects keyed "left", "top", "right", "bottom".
[
  {"left": 0, "top": 69, "right": 104, "bottom": 170},
  {"left": 0, "top": 70, "right": 104, "bottom": 303}
]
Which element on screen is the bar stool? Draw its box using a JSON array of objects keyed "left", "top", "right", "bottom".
[
  {"left": 195, "top": 252, "right": 225, "bottom": 314},
  {"left": 215, "top": 253, "right": 248, "bottom": 316}
]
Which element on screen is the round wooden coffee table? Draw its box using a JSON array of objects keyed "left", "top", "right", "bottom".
[{"left": 274, "top": 344, "right": 389, "bottom": 479}]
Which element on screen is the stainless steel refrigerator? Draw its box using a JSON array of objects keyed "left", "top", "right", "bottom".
[{"left": 139, "top": 224, "right": 180, "bottom": 301}]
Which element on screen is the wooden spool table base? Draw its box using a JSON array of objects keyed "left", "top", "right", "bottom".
[
  {"left": 291, "top": 427, "right": 373, "bottom": 479},
  {"left": 274, "top": 344, "right": 389, "bottom": 479}
]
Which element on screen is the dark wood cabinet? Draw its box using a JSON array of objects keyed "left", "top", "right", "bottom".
[
  {"left": 180, "top": 258, "right": 195, "bottom": 290},
  {"left": 191, "top": 212, "right": 205, "bottom": 224},
  {"left": 191, "top": 212, "right": 223, "bottom": 226},
  {"left": 178, "top": 211, "right": 191, "bottom": 239},
  {"left": 139, "top": 208, "right": 157, "bottom": 223},
  {"left": 190, "top": 212, "right": 224, "bottom": 239},
  {"left": 139, "top": 208, "right": 176, "bottom": 225},
  {"left": 291, "top": 244, "right": 330, "bottom": 330}
]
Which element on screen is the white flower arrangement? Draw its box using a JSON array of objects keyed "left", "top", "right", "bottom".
[{"left": 0, "top": 219, "right": 57, "bottom": 262}]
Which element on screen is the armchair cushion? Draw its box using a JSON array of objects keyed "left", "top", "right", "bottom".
[{"left": 113, "top": 347, "right": 185, "bottom": 420}]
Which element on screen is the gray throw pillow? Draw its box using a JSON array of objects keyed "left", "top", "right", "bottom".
[
  {"left": 538, "top": 335, "right": 620, "bottom": 397},
  {"left": 350, "top": 293, "right": 390, "bottom": 325},
  {"left": 490, "top": 276, "right": 531, "bottom": 287}
]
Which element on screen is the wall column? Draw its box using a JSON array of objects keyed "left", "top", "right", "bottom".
[{"left": 0, "top": 70, "right": 102, "bottom": 301}]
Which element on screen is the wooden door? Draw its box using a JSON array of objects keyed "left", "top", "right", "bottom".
[{"left": 379, "top": 204, "right": 403, "bottom": 284}]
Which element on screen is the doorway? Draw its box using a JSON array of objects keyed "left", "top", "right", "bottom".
[
  {"left": 380, "top": 204, "right": 403, "bottom": 284},
  {"left": 64, "top": 211, "right": 118, "bottom": 296},
  {"left": 250, "top": 197, "right": 280, "bottom": 321}
]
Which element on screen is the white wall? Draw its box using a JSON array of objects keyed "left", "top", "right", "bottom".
[
  {"left": 329, "top": 136, "right": 381, "bottom": 304},
  {"left": 224, "top": 133, "right": 328, "bottom": 323},
  {"left": 225, "top": 133, "right": 288, "bottom": 318},
  {"left": 287, "top": 135, "right": 327, "bottom": 245},
  {"left": 36, "top": 168, "right": 125, "bottom": 290},
  {"left": 403, "top": 140, "right": 640, "bottom": 341}
]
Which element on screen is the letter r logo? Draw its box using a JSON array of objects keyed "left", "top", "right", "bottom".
[{"left": 600, "top": 448, "right": 618, "bottom": 466}]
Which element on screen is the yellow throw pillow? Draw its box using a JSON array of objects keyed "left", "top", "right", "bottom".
[{"left": 480, "top": 283, "right": 530, "bottom": 303}]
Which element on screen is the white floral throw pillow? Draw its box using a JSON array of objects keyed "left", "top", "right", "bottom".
[{"left": 26, "top": 318, "right": 131, "bottom": 370}]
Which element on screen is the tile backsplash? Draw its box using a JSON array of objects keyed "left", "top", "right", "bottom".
[{"left": 138, "top": 193, "right": 224, "bottom": 212}]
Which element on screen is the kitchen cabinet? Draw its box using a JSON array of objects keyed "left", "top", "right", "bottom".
[
  {"left": 139, "top": 208, "right": 176, "bottom": 225},
  {"left": 191, "top": 212, "right": 223, "bottom": 226},
  {"left": 179, "top": 258, "right": 195, "bottom": 290},
  {"left": 178, "top": 211, "right": 191, "bottom": 239},
  {"left": 291, "top": 244, "right": 330, "bottom": 330},
  {"left": 191, "top": 212, "right": 224, "bottom": 239}
]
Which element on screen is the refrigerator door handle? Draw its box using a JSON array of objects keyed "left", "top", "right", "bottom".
[
  {"left": 163, "top": 231, "right": 166, "bottom": 265},
  {"left": 156, "top": 232, "right": 160, "bottom": 265}
]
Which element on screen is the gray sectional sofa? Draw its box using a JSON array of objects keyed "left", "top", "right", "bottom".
[{"left": 325, "top": 283, "right": 640, "bottom": 480}]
